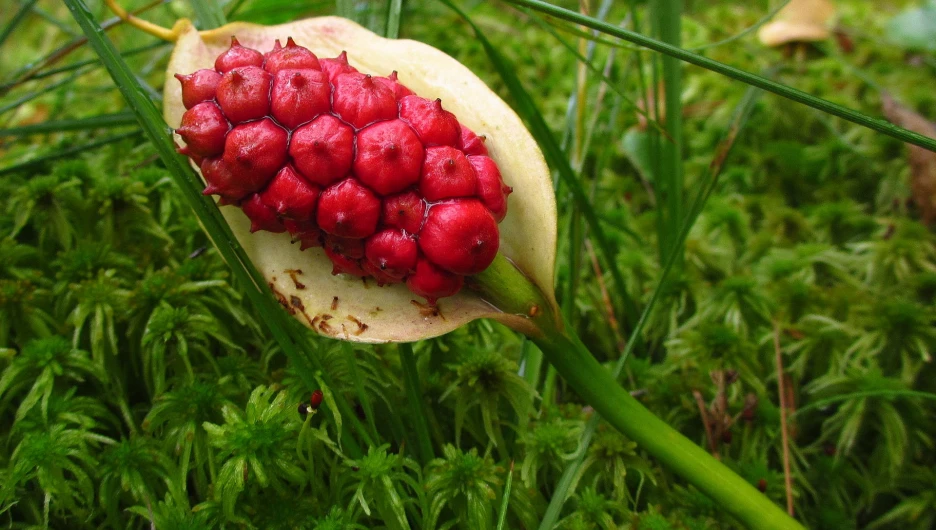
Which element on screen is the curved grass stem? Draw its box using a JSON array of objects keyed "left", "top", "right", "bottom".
[{"left": 472, "top": 255, "right": 804, "bottom": 530}]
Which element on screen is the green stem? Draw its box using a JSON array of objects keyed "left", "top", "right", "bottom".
[
  {"left": 472, "top": 255, "right": 803, "bottom": 530},
  {"left": 505, "top": 0, "right": 936, "bottom": 153},
  {"left": 399, "top": 343, "right": 435, "bottom": 465}
]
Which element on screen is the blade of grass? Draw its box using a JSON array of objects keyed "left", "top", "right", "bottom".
[
  {"left": 538, "top": 86, "right": 763, "bottom": 529},
  {"left": 0, "top": 0, "right": 39, "bottom": 49},
  {"left": 0, "top": 42, "right": 165, "bottom": 91},
  {"left": 444, "top": 0, "right": 640, "bottom": 334},
  {"left": 687, "top": 0, "right": 792, "bottom": 51},
  {"left": 505, "top": 0, "right": 936, "bottom": 153},
  {"left": 187, "top": 0, "right": 227, "bottom": 30},
  {"left": 385, "top": 0, "right": 402, "bottom": 39},
  {"left": 342, "top": 342, "right": 380, "bottom": 443},
  {"left": 496, "top": 461, "right": 515, "bottom": 530},
  {"left": 2, "top": 0, "right": 165, "bottom": 96},
  {"left": 398, "top": 342, "right": 434, "bottom": 465},
  {"left": 0, "top": 112, "right": 136, "bottom": 137},
  {"left": 63, "top": 0, "right": 373, "bottom": 457},
  {"left": 792, "top": 389, "right": 936, "bottom": 417},
  {"left": 527, "top": 10, "right": 667, "bottom": 138},
  {"left": 0, "top": 130, "right": 142, "bottom": 177},
  {"left": 652, "top": 0, "right": 684, "bottom": 264}
]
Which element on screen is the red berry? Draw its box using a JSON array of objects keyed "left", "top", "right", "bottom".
[
  {"left": 175, "top": 69, "right": 222, "bottom": 109},
  {"left": 289, "top": 115, "right": 355, "bottom": 187},
  {"left": 324, "top": 234, "right": 365, "bottom": 259},
  {"left": 458, "top": 126, "right": 489, "bottom": 156},
  {"left": 400, "top": 96, "right": 459, "bottom": 147},
  {"left": 264, "top": 37, "right": 321, "bottom": 74},
  {"left": 419, "top": 146, "right": 477, "bottom": 201},
  {"left": 469, "top": 155, "right": 511, "bottom": 222},
  {"left": 406, "top": 258, "right": 464, "bottom": 303},
  {"left": 325, "top": 246, "right": 367, "bottom": 276},
  {"left": 202, "top": 157, "right": 254, "bottom": 202},
  {"left": 375, "top": 71, "right": 414, "bottom": 101},
  {"left": 271, "top": 68, "right": 330, "bottom": 130},
  {"left": 221, "top": 119, "right": 288, "bottom": 195},
  {"left": 331, "top": 72, "right": 397, "bottom": 129},
  {"left": 241, "top": 193, "right": 286, "bottom": 233},
  {"left": 215, "top": 37, "right": 264, "bottom": 73},
  {"left": 319, "top": 51, "right": 357, "bottom": 81},
  {"left": 216, "top": 66, "right": 272, "bottom": 124},
  {"left": 353, "top": 120, "right": 424, "bottom": 195},
  {"left": 259, "top": 166, "right": 319, "bottom": 220},
  {"left": 176, "top": 102, "right": 229, "bottom": 157},
  {"left": 419, "top": 200, "right": 499, "bottom": 275},
  {"left": 310, "top": 389, "right": 324, "bottom": 409},
  {"left": 316, "top": 178, "right": 381, "bottom": 238},
  {"left": 364, "top": 229, "right": 418, "bottom": 279},
  {"left": 381, "top": 191, "right": 426, "bottom": 234}
]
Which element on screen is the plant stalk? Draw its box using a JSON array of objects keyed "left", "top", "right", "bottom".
[{"left": 473, "top": 255, "right": 803, "bottom": 530}]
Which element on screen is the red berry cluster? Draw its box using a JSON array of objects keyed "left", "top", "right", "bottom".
[{"left": 174, "top": 37, "right": 512, "bottom": 303}]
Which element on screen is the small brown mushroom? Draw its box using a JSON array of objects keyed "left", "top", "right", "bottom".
[{"left": 757, "top": 0, "right": 836, "bottom": 48}]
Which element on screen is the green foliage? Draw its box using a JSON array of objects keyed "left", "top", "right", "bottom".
[{"left": 2, "top": 0, "right": 936, "bottom": 528}]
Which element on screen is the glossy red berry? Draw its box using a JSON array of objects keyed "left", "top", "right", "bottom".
[
  {"left": 419, "top": 200, "right": 499, "bottom": 275},
  {"left": 365, "top": 229, "right": 418, "bottom": 279},
  {"left": 310, "top": 389, "right": 324, "bottom": 409},
  {"left": 271, "top": 69, "right": 330, "bottom": 129},
  {"left": 316, "top": 178, "right": 381, "bottom": 238},
  {"left": 259, "top": 166, "right": 319, "bottom": 220},
  {"left": 319, "top": 51, "right": 357, "bottom": 81},
  {"left": 263, "top": 37, "right": 321, "bottom": 74},
  {"left": 175, "top": 69, "right": 222, "bottom": 109},
  {"left": 289, "top": 114, "right": 355, "bottom": 187},
  {"left": 222, "top": 118, "right": 288, "bottom": 191},
  {"left": 215, "top": 37, "right": 264, "bottom": 73},
  {"left": 458, "top": 126, "right": 489, "bottom": 156},
  {"left": 216, "top": 66, "right": 272, "bottom": 123},
  {"left": 375, "top": 71, "right": 413, "bottom": 101},
  {"left": 406, "top": 258, "right": 464, "bottom": 303},
  {"left": 419, "top": 146, "right": 477, "bottom": 201},
  {"left": 400, "top": 96, "right": 459, "bottom": 147},
  {"left": 353, "top": 120, "right": 424, "bottom": 195},
  {"left": 381, "top": 191, "right": 426, "bottom": 234},
  {"left": 331, "top": 73, "right": 397, "bottom": 129},
  {"left": 469, "top": 155, "right": 512, "bottom": 222},
  {"left": 176, "top": 102, "right": 228, "bottom": 157}
]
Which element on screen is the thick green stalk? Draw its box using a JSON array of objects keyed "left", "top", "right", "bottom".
[
  {"left": 505, "top": 0, "right": 936, "bottom": 153},
  {"left": 472, "top": 256, "right": 803, "bottom": 530}
]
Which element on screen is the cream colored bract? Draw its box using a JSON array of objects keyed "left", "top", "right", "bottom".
[{"left": 164, "top": 17, "right": 557, "bottom": 342}]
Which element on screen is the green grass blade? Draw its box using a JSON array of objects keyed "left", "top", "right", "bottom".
[
  {"left": 444, "top": 0, "right": 640, "bottom": 333},
  {"left": 0, "top": 0, "right": 39, "bottom": 49},
  {"left": 793, "top": 390, "right": 936, "bottom": 417},
  {"left": 0, "top": 130, "right": 142, "bottom": 177},
  {"left": 688, "top": 0, "right": 792, "bottom": 51},
  {"left": 385, "top": 0, "right": 402, "bottom": 39},
  {"left": 62, "top": 0, "right": 373, "bottom": 457},
  {"left": 398, "top": 343, "right": 434, "bottom": 465},
  {"left": 496, "top": 461, "right": 514, "bottom": 530},
  {"left": 538, "top": 86, "right": 763, "bottom": 529},
  {"left": 0, "top": 112, "right": 136, "bottom": 137},
  {"left": 188, "top": 0, "right": 227, "bottom": 30},
  {"left": 505, "top": 0, "right": 936, "bottom": 153},
  {"left": 652, "top": 0, "right": 684, "bottom": 263}
]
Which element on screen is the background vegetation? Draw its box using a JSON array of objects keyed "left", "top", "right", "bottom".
[{"left": 1, "top": 0, "right": 935, "bottom": 528}]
